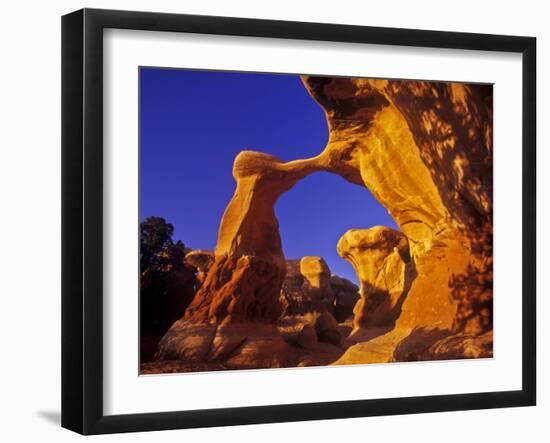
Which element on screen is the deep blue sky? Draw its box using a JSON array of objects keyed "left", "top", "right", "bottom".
[{"left": 140, "top": 68, "right": 397, "bottom": 284}]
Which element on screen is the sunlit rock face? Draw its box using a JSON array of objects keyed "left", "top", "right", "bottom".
[
  {"left": 300, "top": 256, "right": 331, "bottom": 290},
  {"left": 280, "top": 257, "right": 334, "bottom": 315},
  {"left": 157, "top": 75, "right": 493, "bottom": 369},
  {"left": 278, "top": 257, "right": 358, "bottom": 321},
  {"left": 157, "top": 151, "right": 325, "bottom": 368},
  {"left": 303, "top": 76, "right": 493, "bottom": 363},
  {"left": 278, "top": 257, "right": 358, "bottom": 318},
  {"left": 337, "top": 227, "right": 412, "bottom": 339},
  {"left": 304, "top": 77, "right": 449, "bottom": 255},
  {"left": 184, "top": 150, "right": 325, "bottom": 326}
]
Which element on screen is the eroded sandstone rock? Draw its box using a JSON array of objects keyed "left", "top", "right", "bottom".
[
  {"left": 337, "top": 227, "right": 412, "bottom": 340},
  {"left": 184, "top": 249, "right": 214, "bottom": 287},
  {"left": 315, "top": 312, "right": 341, "bottom": 346},
  {"left": 280, "top": 257, "right": 336, "bottom": 315},
  {"left": 296, "top": 324, "right": 318, "bottom": 349},
  {"left": 301, "top": 76, "right": 493, "bottom": 364},
  {"left": 156, "top": 321, "right": 216, "bottom": 362},
  {"left": 330, "top": 275, "right": 359, "bottom": 322},
  {"left": 392, "top": 327, "right": 493, "bottom": 361},
  {"left": 156, "top": 75, "right": 492, "bottom": 370},
  {"left": 300, "top": 256, "right": 331, "bottom": 290},
  {"left": 157, "top": 151, "right": 325, "bottom": 367}
]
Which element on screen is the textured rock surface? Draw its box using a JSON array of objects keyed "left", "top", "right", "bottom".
[
  {"left": 280, "top": 257, "right": 337, "bottom": 315},
  {"left": 156, "top": 321, "right": 217, "bottom": 362},
  {"left": 315, "top": 312, "right": 342, "bottom": 346},
  {"left": 301, "top": 76, "right": 493, "bottom": 364},
  {"left": 184, "top": 250, "right": 214, "bottom": 287},
  {"left": 185, "top": 151, "right": 325, "bottom": 324},
  {"left": 337, "top": 227, "right": 412, "bottom": 339},
  {"left": 157, "top": 151, "right": 325, "bottom": 367},
  {"left": 154, "top": 75, "right": 492, "bottom": 371},
  {"left": 392, "top": 327, "right": 493, "bottom": 361},
  {"left": 296, "top": 324, "right": 318, "bottom": 349},
  {"left": 300, "top": 256, "right": 331, "bottom": 290},
  {"left": 279, "top": 257, "right": 358, "bottom": 319}
]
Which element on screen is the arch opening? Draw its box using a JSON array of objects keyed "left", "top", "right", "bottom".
[{"left": 275, "top": 170, "right": 399, "bottom": 285}]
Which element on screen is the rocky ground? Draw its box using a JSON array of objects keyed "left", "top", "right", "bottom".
[
  {"left": 141, "top": 255, "right": 359, "bottom": 373},
  {"left": 142, "top": 313, "right": 352, "bottom": 374}
]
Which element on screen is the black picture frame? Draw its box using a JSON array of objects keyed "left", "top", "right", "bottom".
[{"left": 62, "top": 8, "right": 537, "bottom": 435}]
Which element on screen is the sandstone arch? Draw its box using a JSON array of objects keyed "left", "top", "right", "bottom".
[
  {"left": 302, "top": 76, "right": 492, "bottom": 363},
  {"left": 156, "top": 75, "right": 493, "bottom": 368}
]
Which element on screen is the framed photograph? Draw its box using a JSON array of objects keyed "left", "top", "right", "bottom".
[{"left": 62, "top": 8, "right": 536, "bottom": 435}]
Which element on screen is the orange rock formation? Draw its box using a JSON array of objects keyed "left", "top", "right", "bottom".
[
  {"left": 302, "top": 76, "right": 492, "bottom": 364},
  {"left": 157, "top": 151, "right": 325, "bottom": 368},
  {"left": 156, "top": 75, "right": 493, "bottom": 369},
  {"left": 337, "top": 227, "right": 412, "bottom": 340},
  {"left": 280, "top": 257, "right": 351, "bottom": 316}
]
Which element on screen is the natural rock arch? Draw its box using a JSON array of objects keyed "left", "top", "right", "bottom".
[{"left": 156, "top": 75, "right": 493, "bottom": 368}]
